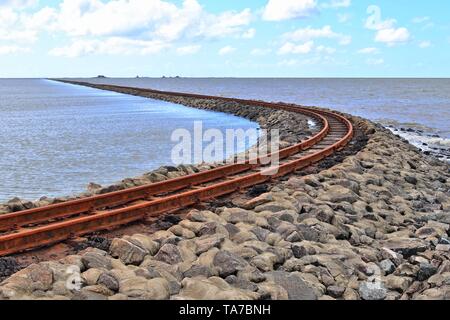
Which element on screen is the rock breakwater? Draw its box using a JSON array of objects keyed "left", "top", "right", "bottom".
[{"left": 1, "top": 85, "right": 449, "bottom": 300}]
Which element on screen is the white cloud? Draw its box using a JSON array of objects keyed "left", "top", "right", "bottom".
[
  {"left": 375, "top": 27, "right": 410, "bottom": 46},
  {"left": 278, "top": 56, "right": 323, "bottom": 66},
  {"left": 0, "top": 45, "right": 30, "bottom": 55},
  {"left": 316, "top": 45, "right": 336, "bottom": 54},
  {"left": 357, "top": 47, "right": 379, "bottom": 54},
  {"left": 262, "top": 0, "right": 317, "bottom": 21},
  {"left": 49, "top": 38, "right": 169, "bottom": 58},
  {"left": 250, "top": 48, "right": 271, "bottom": 56},
  {"left": 176, "top": 44, "right": 201, "bottom": 55},
  {"left": 0, "top": 0, "right": 37, "bottom": 9},
  {"left": 282, "top": 25, "right": 351, "bottom": 45},
  {"left": 23, "top": 0, "right": 252, "bottom": 57},
  {"left": 412, "top": 16, "right": 430, "bottom": 24},
  {"left": 365, "top": 5, "right": 410, "bottom": 46},
  {"left": 367, "top": 58, "right": 384, "bottom": 65},
  {"left": 322, "top": 0, "right": 351, "bottom": 9},
  {"left": 337, "top": 13, "right": 350, "bottom": 23},
  {"left": 51, "top": 0, "right": 252, "bottom": 41},
  {"left": 192, "top": 8, "right": 252, "bottom": 40},
  {"left": 278, "top": 59, "right": 299, "bottom": 67},
  {"left": 219, "top": 45, "right": 236, "bottom": 55},
  {"left": 0, "top": 1, "right": 253, "bottom": 59},
  {"left": 419, "top": 41, "right": 431, "bottom": 49},
  {"left": 53, "top": 0, "right": 183, "bottom": 37},
  {"left": 241, "top": 28, "right": 256, "bottom": 39},
  {"left": 0, "top": 5, "right": 53, "bottom": 43},
  {"left": 278, "top": 41, "right": 314, "bottom": 55}
]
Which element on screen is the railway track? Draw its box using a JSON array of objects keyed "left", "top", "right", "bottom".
[{"left": 0, "top": 83, "right": 354, "bottom": 257}]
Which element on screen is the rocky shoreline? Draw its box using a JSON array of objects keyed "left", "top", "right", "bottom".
[{"left": 1, "top": 89, "right": 449, "bottom": 300}]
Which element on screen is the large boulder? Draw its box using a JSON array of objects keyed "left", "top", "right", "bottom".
[
  {"left": 265, "top": 271, "right": 317, "bottom": 300},
  {"left": 153, "top": 244, "right": 183, "bottom": 265},
  {"left": 119, "top": 277, "right": 170, "bottom": 299},
  {"left": 317, "top": 186, "right": 359, "bottom": 204},
  {"left": 109, "top": 238, "right": 149, "bottom": 265},
  {"left": 359, "top": 282, "right": 387, "bottom": 301},
  {"left": 195, "top": 235, "right": 225, "bottom": 255},
  {"left": 174, "top": 277, "right": 258, "bottom": 300},
  {"left": 213, "top": 251, "right": 248, "bottom": 277},
  {"left": 81, "top": 250, "right": 112, "bottom": 270}
]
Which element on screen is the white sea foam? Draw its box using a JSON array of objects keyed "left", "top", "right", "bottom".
[{"left": 387, "top": 127, "right": 450, "bottom": 162}]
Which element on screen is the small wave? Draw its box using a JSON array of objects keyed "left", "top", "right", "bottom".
[
  {"left": 387, "top": 128, "right": 450, "bottom": 163},
  {"left": 423, "top": 136, "right": 450, "bottom": 148},
  {"left": 390, "top": 129, "right": 450, "bottom": 148}
]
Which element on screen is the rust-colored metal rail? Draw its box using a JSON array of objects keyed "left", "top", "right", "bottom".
[{"left": 0, "top": 82, "right": 353, "bottom": 256}]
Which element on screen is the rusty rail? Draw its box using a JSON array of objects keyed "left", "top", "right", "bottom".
[{"left": 0, "top": 82, "right": 353, "bottom": 256}]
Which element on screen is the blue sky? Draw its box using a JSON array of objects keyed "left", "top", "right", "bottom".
[{"left": 0, "top": 0, "right": 449, "bottom": 77}]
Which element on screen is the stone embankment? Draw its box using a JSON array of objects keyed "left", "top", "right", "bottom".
[
  {"left": 1, "top": 90, "right": 449, "bottom": 300},
  {"left": 0, "top": 93, "right": 314, "bottom": 214}
]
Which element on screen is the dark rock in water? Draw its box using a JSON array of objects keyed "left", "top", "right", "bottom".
[{"left": 406, "top": 128, "right": 415, "bottom": 133}]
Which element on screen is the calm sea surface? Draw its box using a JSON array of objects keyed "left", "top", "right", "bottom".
[{"left": 0, "top": 79, "right": 258, "bottom": 202}]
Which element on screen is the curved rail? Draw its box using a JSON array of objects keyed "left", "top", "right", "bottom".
[{"left": 0, "top": 83, "right": 353, "bottom": 256}]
